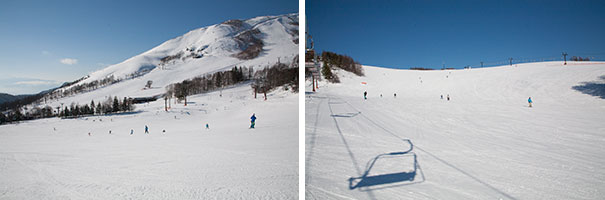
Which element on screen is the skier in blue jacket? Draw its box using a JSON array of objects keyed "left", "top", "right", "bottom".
[
  {"left": 528, "top": 97, "right": 533, "bottom": 107},
  {"left": 250, "top": 114, "right": 257, "bottom": 129}
]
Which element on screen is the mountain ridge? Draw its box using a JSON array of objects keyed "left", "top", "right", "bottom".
[{"left": 38, "top": 13, "right": 298, "bottom": 108}]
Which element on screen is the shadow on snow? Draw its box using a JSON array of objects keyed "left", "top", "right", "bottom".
[
  {"left": 572, "top": 75, "right": 605, "bottom": 99},
  {"left": 348, "top": 139, "right": 425, "bottom": 191}
]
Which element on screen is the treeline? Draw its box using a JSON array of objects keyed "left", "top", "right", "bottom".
[
  {"left": 571, "top": 56, "right": 591, "bottom": 61},
  {"left": 322, "top": 59, "right": 340, "bottom": 83},
  {"left": 42, "top": 68, "right": 156, "bottom": 108},
  {"left": 0, "top": 96, "right": 134, "bottom": 125},
  {"left": 0, "top": 76, "right": 93, "bottom": 112},
  {"left": 410, "top": 67, "right": 434, "bottom": 70},
  {"left": 59, "top": 96, "right": 135, "bottom": 118},
  {"left": 252, "top": 62, "right": 299, "bottom": 94},
  {"left": 43, "top": 75, "right": 121, "bottom": 105},
  {"left": 167, "top": 60, "right": 299, "bottom": 104},
  {"left": 0, "top": 92, "right": 46, "bottom": 112},
  {"left": 167, "top": 66, "right": 254, "bottom": 104},
  {"left": 321, "top": 51, "right": 364, "bottom": 76}
]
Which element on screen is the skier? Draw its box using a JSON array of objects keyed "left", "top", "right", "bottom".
[
  {"left": 441, "top": 95, "right": 443, "bottom": 99},
  {"left": 130, "top": 129, "right": 134, "bottom": 135},
  {"left": 206, "top": 123, "right": 209, "bottom": 129},
  {"left": 250, "top": 113, "right": 257, "bottom": 129},
  {"left": 363, "top": 91, "right": 367, "bottom": 100},
  {"left": 528, "top": 97, "right": 533, "bottom": 107},
  {"left": 447, "top": 94, "right": 450, "bottom": 101},
  {"left": 380, "top": 94, "right": 382, "bottom": 98},
  {"left": 394, "top": 93, "right": 396, "bottom": 98},
  {"left": 88, "top": 132, "right": 91, "bottom": 136},
  {"left": 145, "top": 125, "right": 149, "bottom": 134},
  {"left": 109, "top": 130, "right": 112, "bottom": 134}
]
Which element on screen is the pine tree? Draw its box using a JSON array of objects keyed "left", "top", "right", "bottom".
[
  {"left": 322, "top": 60, "right": 334, "bottom": 81},
  {"left": 90, "top": 100, "right": 95, "bottom": 115},
  {"left": 0, "top": 112, "right": 7, "bottom": 124},
  {"left": 12, "top": 109, "right": 23, "bottom": 121},
  {"left": 113, "top": 96, "right": 120, "bottom": 113},
  {"left": 96, "top": 102, "right": 102, "bottom": 115},
  {"left": 122, "top": 97, "right": 129, "bottom": 111},
  {"left": 74, "top": 105, "right": 80, "bottom": 117}
]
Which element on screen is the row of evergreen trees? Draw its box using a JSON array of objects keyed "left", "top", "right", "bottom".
[
  {"left": 0, "top": 96, "right": 135, "bottom": 125},
  {"left": 59, "top": 96, "right": 135, "bottom": 118}
]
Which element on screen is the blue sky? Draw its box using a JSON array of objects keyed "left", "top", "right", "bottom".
[
  {"left": 0, "top": 0, "right": 297, "bottom": 95},
  {"left": 307, "top": 0, "right": 605, "bottom": 69}
]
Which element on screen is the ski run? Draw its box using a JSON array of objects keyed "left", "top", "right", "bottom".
[{"left": 306, "top": 61, "right": 605, "bottom": 199}]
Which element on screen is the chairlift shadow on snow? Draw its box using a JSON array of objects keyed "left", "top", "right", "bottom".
[
  {"left": 572, "top": 75, "right": 605, "bottom": 99},
  {"left": 348, "top": 139, "right": 425, "bottom": 191},
  {"left": 330, "top": 111, "right": 361, "bottom": 118}
]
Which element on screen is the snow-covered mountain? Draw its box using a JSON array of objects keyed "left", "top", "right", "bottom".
[{"left": 48, "top": 13, "right": 298, "bottom": 107}]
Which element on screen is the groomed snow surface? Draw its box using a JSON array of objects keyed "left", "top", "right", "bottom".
[
  {"left": 305, "top": 61, "right": 605, "bottom": 199},
  {"left": 0, "top": 85, "right": 298, "bottom": 199}
]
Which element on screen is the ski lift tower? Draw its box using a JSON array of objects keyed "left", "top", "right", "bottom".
[{"left": 305, "top": 18, "right": 321, "bottom": 92}]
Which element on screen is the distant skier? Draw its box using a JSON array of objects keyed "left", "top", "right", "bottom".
[
  {"left": 394, "top": 93, "right": 396, "bottom": 98},
  {"left": 528, "top": 97, "right": 533, "bottom": 107},
  {"left": 145, "top": 125, "right": 149, "bottom": 134},
  {"left": 447, "top": 94, "right": 450, "bottom": 101},
  {"left": 109, "top": 130, "right": 112, "bottom": 134},
  {"left": 363, "top": 91, "right": 367, "bottom": 100},
  {"left": 88, "top": 132, "right": 91, "bottom": 136},
  {"left": 250, "top": 114, "right": 257, "bottom": 129},
  {"left": 441, "top": 95, "right": 443, "bottom": 99},
  {"left": 380, "top": 94, "right": 382, "bottom": 98},
  {"left": 206, "top": 123, "right": 209, "bottom": 129},
  {"left": 130, "top": 129, "right": 134, "bottom": 135}
]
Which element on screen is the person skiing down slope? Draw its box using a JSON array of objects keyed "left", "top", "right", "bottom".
[
  {"left": 528, "top": 97, "right": 533, "bottom": 107},
  {"left": 250, "top": 114, "right": 257, "bottom": 129},
  {"left": 145, "top": 125, "right": 149, "bottom": 134},
  {"left": 364, "top": 91, "right": 367, "bottom": 100}
]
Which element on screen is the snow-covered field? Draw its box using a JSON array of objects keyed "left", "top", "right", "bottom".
[
  {"left": 305, "top": 61, "right": 605, "bottom": 199},
  {"left": 0, "top": 85, "right": 298, "bottom": 199}
]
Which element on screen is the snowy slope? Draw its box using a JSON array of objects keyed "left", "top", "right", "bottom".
[
  {"left": 1, "top": 84, "right": 298, "bottom": 199},
  {"left": 306, "top": 61, "right": 605, "bottom": 199},
  {"left": 47, "top": 13, "right": 298, "bottom": 107}
]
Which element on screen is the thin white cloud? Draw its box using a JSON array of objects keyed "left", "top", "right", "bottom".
[{"left": 60, "top": 58, "right": 78, "bottom": 65}]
